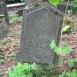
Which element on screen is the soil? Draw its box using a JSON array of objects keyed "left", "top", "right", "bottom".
[
  {"left": 0, "top": 22, "right": 21, "bottom": 77},
  {"left": 0, "top": 15, "right": 77, "bottom": 77}
]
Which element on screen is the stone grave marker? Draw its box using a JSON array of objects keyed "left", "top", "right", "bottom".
[
  {"left": 16, "top": 3, "right": 63, "bottom": 64},
  {"left": 57, "top": 3, "right": 72, "bottom": 13},
  {"left": 0, "top": 1, "right": 8, "bottom": 37},
  {"left": 0, "top": 1, "right": 9, "bottom": 24},
  {"left": 17, "top": 0, "right": 48, "bottom": 16},
  {"left": 0, "top": 20, "right": 8, "bottom": 38}
]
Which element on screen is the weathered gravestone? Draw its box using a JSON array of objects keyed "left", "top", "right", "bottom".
[
  {"left": 0, "top": 1, "right": 9, "bottom": 24},
  {"left": 16, "top": 3, "right": 63, "bottom": 64},
  {"left": 0, "top": 20, "right": 8, "bottom": 38},
  {"left": 0, "top": 1, "right": 8, "bottom": 38},
  {"left": 57, "top": 2, "right": 72, "bottom": 13},
  {"left": 24, "top": 0, "right": 70, "bottom": 14}
]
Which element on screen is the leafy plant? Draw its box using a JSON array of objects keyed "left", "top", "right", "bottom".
[
  {"left": 48, "top": 0, "right": 64, "bottom": 5},
  {"left": 9, "top": 14, "right": 22, "bottom": 24},
  {"left": 0, "top": 52, "right": 5, "bottom": 59},
  {"left": 49, "top": 40, "right": 72, "bottom": 54},
  {"left": 8, "top": 31, "right": 21, "bottom": 37},
  {"left": 61, "top": 16, "right": 74, "bottom": 34},
  {"left": 50, "top": 40, "right": 77, "bottom": 77},
  {"left": 0, "top": 38, "right": 7, "bottom": 44},
  {"left": 0, "top": 59, "right": 4, "bottom": 64},
  {"left": 9, "top": 52, "right": 16, "bottom": 58},
  {"left": 6, "top": 63, "right": 37, "bottom": 77},
  {"left": 6, "top": 62, "right": 54, "bottom": 77},
  {"left": 62, "top": 25, "right": 71, "bottom": 33},
  {"left": 61, "top": 24, "right": 74, "bottom": 34},
  {"left": 70, "top": 0, "right": 77, "bottom": 14}
]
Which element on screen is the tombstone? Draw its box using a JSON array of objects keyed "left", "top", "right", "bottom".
[
  {"left": 0, "top": 1, "right": 9, "bottom": 24},
  {"left": 57, "top": 2, "right": 73, "bottom": 13},
  {"left": 17, "top": 0, "right": 47, "bottom": 16},
  {"left": 17, "top": 9, "right": 24, "bottom": 16},
  {"left": 0, "top": 1, "right": 8, "bottom": 38},
  {"left": 0, "top": 19, "right": 8, "bottom": 38},
  {"left": 16, "top": 3, "right": 63, "bottom": 64}
]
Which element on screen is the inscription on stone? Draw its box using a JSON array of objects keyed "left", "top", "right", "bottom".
[{"left": 16, "top": 5, "right": 63, "bottom": 64}]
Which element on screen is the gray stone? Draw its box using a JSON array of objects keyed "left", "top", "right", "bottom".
[
  {"left": 57, "top": 2, "right": 73, "bottom": 13},
  {"left": 16, "top": 4, "right": 63, "bottom": 64},
  {"left": 25, "top": 2, "right": 63, "bottom": 15},
  {"left": 17, "top": 9, "right": 24, "bottom": 16},
  {"left": 0, "top": 2, "right": 9, "bottom": 24},
  {"left": 24, "top": 0, "right": 48, "bottom": 6},
  {"left": 0, "top": 19, "right": 8, "bottom": 38},
  {"left": 24, "top": 0, "right": 41, "bottom": 6}
]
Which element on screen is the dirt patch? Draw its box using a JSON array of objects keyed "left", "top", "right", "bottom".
[{"left": 0, "top": 23, "right": 21, "bottom": 77}]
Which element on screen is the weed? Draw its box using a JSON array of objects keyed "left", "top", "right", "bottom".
[
  {"left": 0, "top": 39, "right": 7, "bottom": 44},
  {"left": 6, "top": 62, "right": 54, "bottom": 77},
  {"left": 0, "top": 59, "right": 4, "bottom": 64},
  {"left": 9, "top": 14, "right": 22, "bottom": 24},
  {"left": 50, "top": 40, "right": 77, "bottom": 77},
  {"left": 7, "top": 31, "right": 21, "bottom": 37},
  {"left": 61, "top": 16, "right": 74, "bottom": 34},
  {"left": 6, "top": 63, "right": 41, "bottom": 77},
  {"left": 9, "top": 52, "right": 16, "bottom": 58},
  {"left": 71, "top": 0, "right": 77, "bottom": 14},
  {"left": 49, "top": 0, "right": 64, "bottom": 5}
]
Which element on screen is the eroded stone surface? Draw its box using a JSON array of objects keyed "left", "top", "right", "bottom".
[
  {"left": 24, "top": 0, "right": 41, "bottom": 6},
  {"left": 0, "top": 2, "right": 9, "bottom": 24},
  {"left": 16, "top": 4, "right": 63, "bottom": 64},
  {"left": 0, "top": 20, "right": 8, "bottom": 37},
  {"left": 24, "top": 0, "right": 48, "bottom": 6}
]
